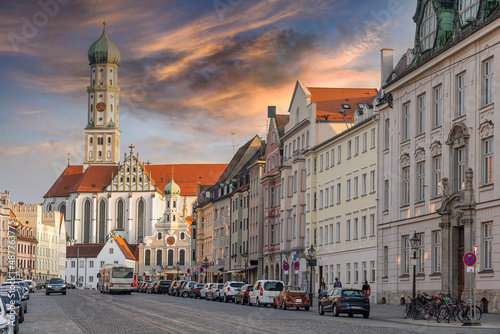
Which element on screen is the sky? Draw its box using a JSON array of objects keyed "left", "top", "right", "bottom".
[{"left": 0, "top": 0, "right": 417, "bottom": 204}]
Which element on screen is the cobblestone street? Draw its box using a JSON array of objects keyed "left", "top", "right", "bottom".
[{"left": 20, "top": 290, "right": 500, "bottom": 333}]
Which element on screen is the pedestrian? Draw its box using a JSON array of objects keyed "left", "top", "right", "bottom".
[
  {"left": 362, "top": 280, "right": 371, "bottom": 298},
  {"left": 333, "top": 277, "right": 342, "bottom": 288}
]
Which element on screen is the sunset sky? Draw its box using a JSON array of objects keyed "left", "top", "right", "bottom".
[{"left": 0, "top": 0, "right": 416, "bottom": 204}]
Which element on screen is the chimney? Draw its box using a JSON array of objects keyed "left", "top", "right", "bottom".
[
  {"left": 380, "top": 48, "right": 394, "bottom": 87},
  {"left": 268, "top": 106, "right": 276, "bottom": 118}
]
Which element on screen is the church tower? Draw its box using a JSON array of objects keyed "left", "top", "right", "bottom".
[{"left": 84, "top": 21, "right": 121, "bottom": 166}]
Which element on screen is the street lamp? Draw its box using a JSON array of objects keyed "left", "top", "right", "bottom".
[
  {"left": 307, "top": 245, "right": 316, "bottom": 307},
  {"left": 176, "top": 262, "right": 181, "bottom": 280},
  {"left": 242, "top": 253, "right": 248, "bottom": 284},
  {"left": 410, "top": 232, "right": 421, "bottom": 299},
  {"left": 201, "top": 257, "right": 209, "bottom": 283}
]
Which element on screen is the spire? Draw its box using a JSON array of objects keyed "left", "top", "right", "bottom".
[
  {"left": 172, "top": 165, "right": 174, "bottom": 181},
  {"left": 67, "top": 152, "right": 71, "bottom": 166}
]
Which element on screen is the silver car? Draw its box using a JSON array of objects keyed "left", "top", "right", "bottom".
[{"left": 200, "top": 283, "right": 215, "bottom": 298}]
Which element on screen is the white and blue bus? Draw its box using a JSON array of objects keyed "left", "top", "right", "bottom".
[{"left": 98, "top": 265, "right": 134, "bottom": 294}]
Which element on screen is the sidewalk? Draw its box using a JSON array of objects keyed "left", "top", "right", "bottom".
[{"left": 369, "top": 303, "right": 500, "bottom": 329}]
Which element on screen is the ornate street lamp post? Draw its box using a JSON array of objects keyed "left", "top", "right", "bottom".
[
  {"left": 410, "top": 232, "right": 421, "bottom": 299},
  {"left": 307, "top": 245, "right": 316, "bottom": 307}
]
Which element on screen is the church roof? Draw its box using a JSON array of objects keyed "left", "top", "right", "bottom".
[
  {"left": 69, "top": 165, "right": 119, "bottom": 193},
  {"left": 88, "top": 23, "right": 121, "bottom": 65},
  {"left": 113, "top": 236, "right": 137, "bottom": 261},
  {"left": 44, "top": 165, "right": 84, "bottom": 198},
  {"left": 307, "top": 87, "right": 378, "bottom": 121},
  {"left": 66, "top": 243, "right": 105, "bottom": 258}
]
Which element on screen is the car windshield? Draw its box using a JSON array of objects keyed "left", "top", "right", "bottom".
[
  {"left": 342, "top": 290, "right": 366, "bottom": 297},
  {"left": 0, "top": 295, "right": 11, "bottom": 305},
  {"left": 112, "top": 268, "right": 134, "bottom": 278},
  {"left": 50, "top": 278, "right": 64, "bottom": 284},
  {"left": 247, "top": 286, "right": 254, "bottom": 291},
  {"left": 1, "top": 290, "right": 19, "bottom": 302},
  {"left": 230, "top": 283, "right": 244, "bottom": 288},
  {"left": 217, "top": 284, "right": 224, "bottom": 289},
  {"left": 287, "top": 286, "right": 301, "bottom": 292},
  {"left": 263, "top": 282, "right": 283, "bottom": 291},
  {"left": 196, "top": 284, "right": 204, "bottom": 288}
]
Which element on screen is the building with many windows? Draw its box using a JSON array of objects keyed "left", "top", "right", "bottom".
[{"left": 377, "top": 0, "right": 500, "bottom": 313}]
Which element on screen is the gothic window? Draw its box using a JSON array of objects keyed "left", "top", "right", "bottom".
[
  {"left": 179, "top": 249, "right": 185, "bottom": 265},
  {"left": 157, "top": 232, "right": 162, "bottom": 240},
  {"left": 167, "top": 249, "right": 174, "bottom": 266},
  {"left": 420, "top": 1, "right": 436, "bottom": 51},
  {"left": 156, "top": 249, "right": 162, "bottom": 266},
  {"left": 137, "top": 198, "right": 145, "bottom": 243},
  {"left": 116, "top": 199, "right": 124, "bottom": 231},
  {"left": 98, "top": 200, "right": 106, "bottom": 243},
  {"left": 145, "top": 249, "right": 151, "bottom": 266},
  {"left": 83, "top": 199, "right": 91, "bottom": 243},
  {"left": 459, "top": 0, "right": 480, "bottom": 26},
  {"left": 71, "top": 200, "right": 76, "bottom": 240},
  {"left": 59, "top": 203, "right": 66, "bottom": 221}
]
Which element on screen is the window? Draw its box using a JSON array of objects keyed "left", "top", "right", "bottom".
[
  {"left": 459, "top": 0, "right": 480, "bottom": 26},
  {"left": 338, "top": 146, "right": 342, "bottom": 163},
  {"left": 331, "top": 149, "right": 335, "bottom": 166},
  {"left": 363, "top": 132, "right": 367, "bottom": 152},
  {"left": 484, "top": 59, "right": 494, "bottom": 106},
  {"left": 433, "top": 86, "right": 442, "bottom": 128},
  {"left": 457, "top": 148, "right": 466, "bottom": 190},
  {"left": 168, "top": 250, "right": 174, "bottom": 266},
  {"left": 484, "top": 223, "right": 493, "bottom": 270},
  {"left": 370, "top": 261, "right": 375, "bottom": 283},
  {"left": 354, "top": 218, "right": 358, "bottom": 239},
  {"left": 325, "top": 188, "right": 329, "bottom": 208},
  {"left": 384, "top": 119, "right": 390, "bottom": 149},
  {"left": 362, "top": 216, "right": 367, "bottom": 237},
  {"left": 89, "top": 276, "right": 94, "bottom": 282},
  {"left": 362, "top": 174, "right": 367, "bottom": 195},
  {"left": 433, "top": 156, "right": 442, "bottom": 197},
  {"left": 370, "top": 171, "right": 375, "bottom": 193},
  {"left": 483, "top": 138, "right": 493, "bottom": 185},
  {"left": 89, "top": 261, "right": 94, "bottom": 268},
  {"left": 403, "top": 168, "right": 410, "bottom": 205},
  {"left": 71, "top": 261, "right": 75, "bottom": 268},
  {"left": 433, "top": 231, "right": 441, "bottom": 273},
  {"left": 320, "top": 155, "right": 324, "bottom": 171},
  {"left": 145, "top": 249, "right": 151, "bottom": 266},
  {"left": 326, "top": 152, "right": 330, "bottom": 169},
  {"left": 457, "top": 73, "right": 466, "bottom": 117},
  {"left": 353, "top": 177, "right": 358, "bottom": 198},
  {"left": 330, "top": 224, "right": 334, "bottom": 243},
  {"left": 117, "top": 199, "right": 124, "bottom": 231},
  {"left": 156, "top": 249, "right": 162, "bottom": 266},
  {"left": 306, "top": 193, "right": 310, "bottom": 211},
  {"left": 109, "top": 248, "right": 114, "bottom": 254},
  {"left": 384, "top": 246, "right": 389, "bottom": 277},
  {"left": 179, "top": 249, "right": 185, "bottom": 266},
  {"left": 370, "top": 214, "right": 375, "bottom": 236},
  {"left": 346, "top": 263, "right": 351, "bottom": 284},
  {"left": 371, "top": 128, "right": 376, "bottom": 148},
  {"left": 337, "top": 184, "right": 341, "bottom": 204},
  {"left": 319, "top": 227, "right": 323, "bottom": 245},
  {"left": 336, "top": 223, "right": 341, "bottom": 242},
  {"left": 313, "top": 192, "right": 317, "bottom": 210},
  {"left": 313, "top": 158, "right": 317, "bottom": 174},
  {"left": 355, "top": 137, "right": 359, "bottom": 155},
  {"left": 403, "top": 103, "right": 410, "bottom": 141},
  {"left": 420, "top": 1, "right": 436, "bottom": 51},
  {"left": 307, "top": 159, "right": 311, "bottom": 175},
  {"left": 347, "top": 141, "right": 352, "bottom": 159},
  {"left": 324, "top": 225, "right": 328, "bottom": 245},
  {"left": 417, "top": 234, "right": 424, "bottom": 274},
  {"left": 346, "top": 179, "right": 351, "bottom": 200},
  {"left": 403, "top": 236, "right": 409, "bottom": 275},
  {"left": 346, "top": 220, "right": 351, "bottom": 240},
  {"left": 418, "top": 94, "right": 426, "bottom": 134},
  {"left": 362, "top": 262, "right": 367, "bottom": 283},
  {"left": 417, "top": 162, "right": 425, "bottom": 202},
  {"left": 319, "top": 191, "right": 324, "bottom": 209},
  {"left": 354, "top": 262, "right": 359, "bottom": 283}
]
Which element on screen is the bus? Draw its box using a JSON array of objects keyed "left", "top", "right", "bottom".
[{"left": 98, "top": 265, "right": 134, "bottom": 294}]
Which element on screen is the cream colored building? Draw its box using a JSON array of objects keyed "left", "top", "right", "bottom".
[
  {"left": 10, "top": 203, "right": 66, "bottom": 280},
  {"left": 306, "top": 104, "right": 378, "bottom": 299},
  {"left": 377, "top": 0, "right": 500, "bottom": 314}
]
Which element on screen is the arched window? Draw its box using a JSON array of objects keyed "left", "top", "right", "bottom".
[
  {"left": 71, "top": 200, "right": 76, "bottom": 240},
  {"left": 83, "top": 199, "right": 91, "bottom": 243},
  {"left": 420, "top": 1, "right": 436, "bottom": 51},
  {"left": 59, "top": 203, "right": 66, "bottom": 221},
  {"left": 110, "top": 79, "right": 113, "bottom": 85},
  {"left": 116, "top": 199, "right": 124, "bottom": 231},
  {"left": 158, "top": 232, "right": 162, "bottom": 240},
  {"left": 156, "top": 249, "right": 162, "bottom": 266},
  {"left": 180, "top": 232, "right": 185, "bottom": 240},
  {"left": 173, "top": 201, "right": 176, "bottom": 208},
  {"left": 145, "top": 249, "right": 151, "bottom": 266},
  {"left": 137, "top": 198, "right": 145, "bottom": 243},
  {"left": 167, "top": 249, "right": 174, "bottom": 266},
  {"left": 179, "top": 249, "right": 185, "bottom": 266}
]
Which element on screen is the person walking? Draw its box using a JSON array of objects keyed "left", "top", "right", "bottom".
[
  {"left": 333, "top": 277, "right": 342, "bottom": 288},
  {"left": 362, "top": 280, "right": 371, "bottom": 298}
]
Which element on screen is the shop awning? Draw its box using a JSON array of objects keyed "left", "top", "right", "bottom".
[{"left": 205, "top": 267, "right": 224, "bottom": 273}]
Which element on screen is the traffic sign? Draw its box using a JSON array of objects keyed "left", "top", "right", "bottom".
[
  {"left": 187, "top": 268, "right": 191, "bottom": 274},
  {"left": 294, "top": 262, "right": 300, "bottom": 271},
  {"left": 283, "top": 262, "right": 289, "bottom": 271},
  {"left": 464, "top": 252, "right": 476, "bottom": 267},
  {"left": 199, "top": 267, "right": 204, "bottom": 273}
]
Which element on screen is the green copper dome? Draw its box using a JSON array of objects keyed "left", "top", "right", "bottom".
[
  {"left": 88, "top": 23, "right": 121, "bottom": 65},
  {"left": 164, "top": 179, "right": 181, "bottom": 196}
]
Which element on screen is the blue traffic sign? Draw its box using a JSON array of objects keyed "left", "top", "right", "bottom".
[
  {"left": 464, "top": 252, "right": 476, "bottom": 266},
  {"left": 283, "top": 262, "right": 289, "bottom": 271}
]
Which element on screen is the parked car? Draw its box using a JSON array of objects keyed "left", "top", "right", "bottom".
[
  {"left": 206, "top": 283, "right": 224, "bottom": 301},
  {"left": 0, "top": 289, "right": 23, "bottom": 323},
  {"left": 318, "top": 288, "right": 370, "bottom": 318},
  {"left": 0, "top": 293, "right": 15, "bottom": 334},
  {"left": 170, "top": 281, "right": 186, "bottom": 296},
  {"left": 199, "top": 283, "right": 215, "bottom": 299},
  {"left": 220, "top": 281, "right": 244, "bottom": 303},
  {"left": 146, "top": 282, "right": 157, "bottom": 294},
  {"left": 0, "top": 292, "right": 18, "bottom": 334},
  {"left": 248, "top": 280, "right": 284, "bottom": 307},
  {"left": 273, "top": 286, "right": 310, "bottom": 311},
  {"left": 140, "top": 282, "right": 151, "bottom": 293},
  {"left": 1, "top": 287, "right": 26, "bottom": 316},
  {"left": 234, "top": 284, "right": 253, "bottom": 305},
  {"left": 175, "top": 281, "right": 187, "bottom": 297},
  {"left": 189, "top": 283, "right": 205, "bottom": 298},
  {"left": 154, "top": 281, "right": 171, "bottom": 294},
  {"left": 134, "top": 281, "right": 145, "bottom": 292},
  {"left": 67, "top": 283, "right": 77, "bottom": 289},
  {"left": 0, "top": 284, "right": 28, "bottom": 301},
  {"left": 180, "top": 281, "right": 197, "bottom": 298},
  {"left": 46, "top": 278, "right": 66, "bottom": 296},
  {"left": 23, "top": 280, "right": 36, "bottom": 293}
]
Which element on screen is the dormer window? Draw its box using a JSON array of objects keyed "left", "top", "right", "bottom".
[
  {"left": 420, "top": 1, "right": 436, "bottom": 51},
  {"left": 342, "top": 104, "right": 351, "bottom": 109},
  {"left": 357, "top": 103, "right": 364, "bottom": 109},
  {"left": 459, "top": 0, "right": 479, "bottom": 26}
]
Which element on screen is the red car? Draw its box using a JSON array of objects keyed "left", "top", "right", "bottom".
[{"left": 273, "top": 286, "right": 310, "bottom": 311}]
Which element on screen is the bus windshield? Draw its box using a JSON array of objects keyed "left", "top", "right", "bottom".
[{"left": 112, "top": 268, "right": 134, "bottom": 279}]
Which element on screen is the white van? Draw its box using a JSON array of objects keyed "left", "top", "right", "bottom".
[{"left": 248, "top": 280, "right": 284, "bottom": 307}]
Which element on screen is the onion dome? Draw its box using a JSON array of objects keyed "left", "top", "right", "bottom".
[
  {"left": 164, "top": 179, "right": 181, "bottom": 196},
  {"left": 87, "top": 21, "right": 121, "bottom": 65}
]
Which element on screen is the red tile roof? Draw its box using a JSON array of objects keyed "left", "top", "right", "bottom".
[
  {"left": 128, "top": 244, "right": 139, "bottom": 261},
  {"left": 145, "top": 164, "right": 227, "bottom": 196},
  {"left": 69, "top": 165, "right": 119, "bottom": 193},
  {"left": 44, "top": 165, "right": 84, "bottom": 198},
  {"left": 113, "top": 236, "right": 137, "bottom": 261},
  {"left": 66, "top": 243, "right": 105, "bottom": 258},
  {"left": 307, "top": 87, "right": 378, "bottom": 121}
]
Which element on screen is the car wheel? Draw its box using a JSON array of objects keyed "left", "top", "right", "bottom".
[
  {"left": 333, "top": 304, "right": 340, "bottom": 317},
  {"left": 318, "top": 303, "right": 325, "bottom": 315},
  {"left": 248, "top": 298, "right": 252, "bottom": 306},
  {"left": 282, "top": 300, "right": 287, "bottom": 310},
  {"left": 305, "top": 307, "right": 309, "bottom": 311},
  {"left": 182, "top": 291, "right": 189, "bottom": 298},
  {"left": 235, "top": 297, "right": 240, "bottom": 304},
  {"left": 224, "top": 295, "right": 229, "bottom": 303},
  {"left": 348, "top": 313, "right": 353, "bottom": 317},
  {"left": 273, "top": 300, "right": 277, "bottom": 309},
  {"left": 63, "top": 291, "right": 66, "bottom": 295},
  {"left": 363, "top": 312, "right": 370, "bottom": 319},
  {"left": 257, "top": 298, "right": 262, "bottom": 307}
]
